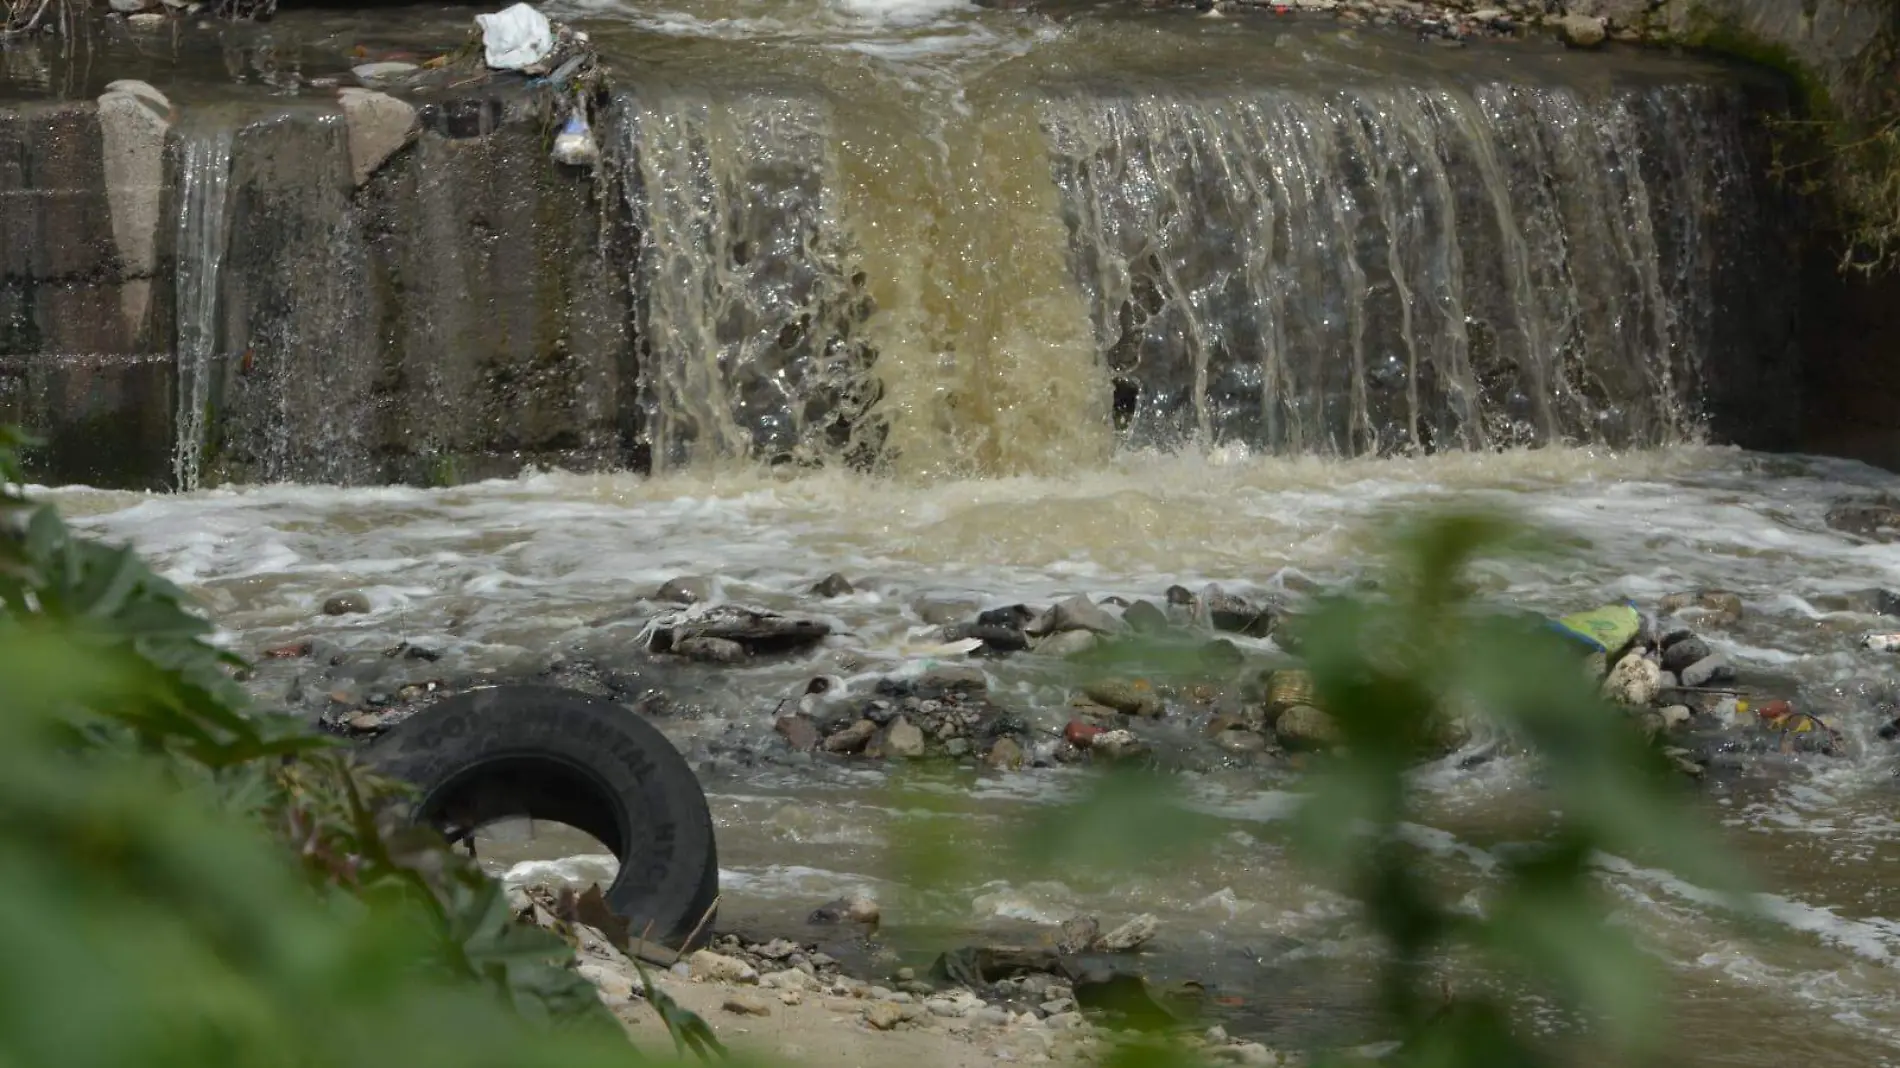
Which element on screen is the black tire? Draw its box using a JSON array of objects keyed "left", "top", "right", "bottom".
[{"left": 361, "top": 685, "right": 719, "bottom": 950}]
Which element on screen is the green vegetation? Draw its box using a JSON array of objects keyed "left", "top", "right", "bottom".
[{"left": 0, "top": 421, "right": 1751, "bottom": 1066}]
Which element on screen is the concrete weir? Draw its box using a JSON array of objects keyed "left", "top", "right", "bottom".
[{"left": 0, "top": 9, "right": 1810, "bottom": 488}]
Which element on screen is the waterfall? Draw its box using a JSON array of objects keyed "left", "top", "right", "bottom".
[{"left": 171, "top": 128, "right": 234, "bottom": 492}]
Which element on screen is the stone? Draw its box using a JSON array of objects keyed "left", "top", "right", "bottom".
[
  {"left": 126, "top": 10, "right": 163, "bottom": 23},
  {"left": 688, "top": 951, "right": 758, "bottom": 984},
  {"left": 1035, "top": 630, "right": 1099, "bottom": 658},
  {"left": 1211, "top": 1042, "right": 1280, "bottom": 1066},
  {"left": 916, "top": 664, "right": 988, "bottom": 697},
  {"left": 864, "top": 1002, "right": 908, "bottom": 1030},
  {"left": 1214, "top": 729, "right": 1268, "bottom": 754},
  {"left": 1817, "top": 588, "right": 1900, "bottom": 616},
  {"left": 914, "top": 595, "right": 981, "bottom": 625},
  {"left": 722, "top": 995, "right": 772, "bottom": 1017},
  {"left": 1093, "top": 729, "right": 1146, "bottom": 760},
  {"left": 761, "top": 968, "right": 814, "bottom": 992},
  {"left": 336, "top": 87, "right": 418, "bottom": 188},
  {"left": 1660, "top": 704, "right": 1693, "bottom": 730},
  {"left": 824, "top": 719, "right": 878, "bottom": 753},
  {"left": 1827, "top": 500, "right": 1900, "bottom": 543},
  {"left": 657, "top": 576, "right": 714, "bottom": 604},
  {"left": 322, "top": 591, "right": 371, "bottom": 615},
  {"left": 676, "top": 636, "right": 747, "bottom": 664},
  {"left": 776, "top": 715, "right": 822, "bottom": 751},
  {"left": 985, "top": 736, "right": 1025, "bottom": 770},
  {"left": 1564, "top": 0, "right": 1648, "bottom": 26},
  {"left": 107, "top": 0, "right": 150, "bottom": 12},
  {"left": 1030, "top": 595, "right": 1127, "bottom": 637},
  {"left": 644, "top": 604, "right": 831, "bottom": 655},
  {"left": 1097, "top": 914, "right": 1158, "bottom": 951},
  {"left": 1123, "top": 600, "right": 1169, "bottom": 634},
  {"left": 885, "top": 716, "right": 927, "bottom": 758},
  {"left": 576, "top": 962, "right": 639, "bottom": 1002},
  {"left": 811, "top": 572, "right": 855, "bottom": 597},
  {"left": 1660, "top": 637, "right": 1712, "bottom": 675},
  {"left": 1556, "top": 13, "right": 1607, "bottom": 47},
  {"left": 1680, "top": 655, "right": 1736, "bottom": 688},
  {"left": 1083, "top": 679, "right": 1162, "bottom": 717},
  {"left": 1601, "top": 654, "right": 1662, "bottom": 707},
  {"left": 351, "top": 61, "right": 420, "bottom": 84},
  {"left": 1275, "top": 704, "right": 1341, "bottom": 749},
  {"left": 809, "top": 893, "right": 880, "bottom": 926},
  {"left": 96, "top": 80, "right": 170, "bottom": 334}
]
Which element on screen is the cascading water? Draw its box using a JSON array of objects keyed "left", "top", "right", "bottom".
[{"left": 170, "top": 127, "right": 235, "bottom": 493}]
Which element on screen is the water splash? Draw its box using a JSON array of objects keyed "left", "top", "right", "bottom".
[{"left": 171, "top": 128, "right": 234, "bottom": 492}]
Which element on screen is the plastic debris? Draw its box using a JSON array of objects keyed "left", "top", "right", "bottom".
[
  {"left": 475, "top": 3, "right": 555, "bottom": 72},
  {"left": 1548, "top": 602, "right": 1641, "bottom": 655},
  {"left": 550, "top": 99, "right": 599, "bottom": 168}
]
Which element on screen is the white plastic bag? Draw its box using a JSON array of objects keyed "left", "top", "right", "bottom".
[
  {"left": 475, "top": 3, "right": 554, "bottom": 71},
  {"left": 550, "top": 105, "right": 599, "bottom": 168}
]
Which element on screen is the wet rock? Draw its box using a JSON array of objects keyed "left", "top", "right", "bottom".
[
  {"left": 985, "top": 736, "right": 1025, "bottom": 770},
  {"left": 723, "top": 995, "right": 772, "bottom": 1017},
  {"left": 1202, "top": 586, "right": 1278, "bottom": 638},
  {"left": 886, "top": 717, "right": 927, "bottom": 758},
  {"left": 108, "top": 0, "right": 151, "bottom": 11},
  {"left": 322, "top": 591, "right": 371, "bottom": 616},
  {"left": 1275, "top": 704, "right": 1341, "bottom": 750},
  {"left": 125, "top": 11, "right": 164, "bottom": 25},
  {"left": 776, "top": 715, "right": 822, "bottom": 751},
  {"left": 1214, "top": 729, "right": 1268, "bottom": 754},
  {"left": 1602, "top": 654, "right": 1662, "bottom": 707},
  {"left": 1036, "top": 630, "right": 1099, "bottom": 658},
  {"left": 1199, "top": 638, "right": 1247, "bottom": 673},
  {"left": 1083, "top": 679, "right": 1162, "bottom": 718},
  {"left": 1660, "top": 637, "right": 1711, "bottom": 676},
  {"left": 1556, "top": 13, "right": 1607, "bottom": 48},
  {"left": 689, "top": 951, "right": 758, "bottom": 984},
  {"left": 1029, "top": 595, "right": 1127, "bottom": 637},
  {"left": 1826, "top": 498, "right": 1900, "bottom": 543},
  {"left": 1659, "top": 590, "right": 1744, "bottom": 625},
  {"left": 657, "top": 576, "right": 714, "bottom": 604},
  {"left": 915, "top": 664, "right": 988, "bottom": 697},
  {"left": 1211, "top": 1042, "right": 1280, "bottom": 1066},
  {"left": 1097, "top": 914, "right": 1158, "bottom": 952},
  {"left": 1680, "top": 655, "right": 1736, "bottom": 688},
  {"left": 948, "top": 623, "right": 1030, "bottom": 654},
  {"left": 676, "top": 636, "right": 747, "bottom": 664},
  {"left": 337, "top": 87, "right": 417, "bottom": 187},
  {"left": 1123, "top": 600, "right": 1170, "bottom": 634},
  {"left": 1064, "top": 720, "right": 1106, "bottom": 748},
  {"left": 809, "top": 893, "right": 880, "bottom": 926},
  {"left": 811, "top": 572, "right": 855, "bottom": 598},
  {"left": 644, "top": 604, "right": 831, "bottom": 656},
  {"left": 1093, "top": 729, "right": 1147, "bottom": 760},
  {"left": 978, "top": 604, "right": 1038, "bottom": 630},
  {"left": 914, "top": 595, "right": 980, "bottom": 625},
  {"left": 824, "top": 719, "right": 879, "bottom": 753},
  {"left": 1817, "top": 588, "right": 1900, "bottom": 617}
]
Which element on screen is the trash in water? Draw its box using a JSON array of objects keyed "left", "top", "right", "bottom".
[
  {"left": 1860, "top": 632, "right": 1900, "bottom": 652},
  {"left": 475, "top": 2, "right": 555, "bottom": 72},
  {"left": 550, "top": 99, "right": 599, "bottom": 168},
  {"left": 1548, "top": 602, "right": 1641, "bottom": 655}
]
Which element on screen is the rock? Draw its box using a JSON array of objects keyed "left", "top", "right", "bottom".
[
  {"left": 809, "top": 893, "right": 880, "bottom": 926},
  {"left": 824, "top": 719, "right": 879, "bottom": 754},
  {"left": 915, "top": 664, "right": 988, "bottom": 697},
  {"left": 811, "top": 572, "right": 855, "bottom": 598},
  {"left": 886, "top": 717, "right": 927, "bottom": 758},
  {"left": 676, "top": 636, "right": 747, "bottom": 664},
  {"left": 1601, "top": 654, "right": 1662, "bottom": 707},
  {"left": 762, "top": 968, "right": 814, "bottom": 991},
  {"left": 1083, "top": 679, "right": 1162, "bottom": 717},
  {"left": 864, "top": 1002, "right": 908, "bottom": 1030},
  {"left": 577, "top": 962, "right": 639, "bottom": 1002},
  {"left": 1123, "top": 600, "right": 1170, "bottom": 634},
  {"left": 351, "top": 61, "right": 420, "bottom": 84},
  {"left": 1659, "top": 590, "right": 1744, "bottom": 625},
  {"left": 689, "top": 951, "right": 758, "bottom": 984},
  {"left": 336, "top": 87, "right": 417, "bottom": 188},
  {"left": 1555, "top": 14, "right": 1606, "bottom": 47},
  {"left": 723, "top": 996, "right": 773, "bottom": 1017},
  {"left": 644, "top": 604, "right": 831, "bottom": 655},
  {"left": 985, "top": 736, "right": 1025, "bottom": 770},
  {"left": 1035, "top": 630, "right": 1099, "bottom": 658},
  {"left": 1660, "top": 637, "right": 1712, "bottom": 675},
  {"left": 96, "top": 78, "right": 170, "bottom": 334},
  {"left": 1093, "top": 729, "right": 1146, "bottom": 760},
  {"left": 657, "top": 576, "right": 714, "bottom": 604},
  {"left": 1211, "top": 1042, "right": 1280, "bottom": 1066},
  {"left": 1097, "top": 914, "right": 1158, "bottom": 952},
  {"left": 1214, "top": 729, "right": 1268, "bottom": 754},
  {"left": 776, "top": 715, "right": 822, "bottom": 751},
  {"left": 108, "top": 0, "right": 150, "bottom": 12},
  {"left": 1660, "top": 704, "right": 1693, "bottom": 730},
  {"left": 1817, "top": 588, "right": 1900, "bottom": 616},
  {"left": 1826, "top": 499, "right": 1900, "bottom": 543},
  {"left": 1564, "top": 0, "right": 1650, "bottom": 27},
  {"left": 322, "top": 591, "right": 371, "bottom": 616},
  {"left": 1680, "top": 655, "right": 1736, "bottom": 688},
  {"left": 1063, "top": 720, "right": 1105, "bottom": 748},
  {"left": 947, "top": 623, "right": 1030, "bottom": 653},
  {"left": 1276, "top": 704, "right": 1341, "bottom": 749},
  {"left": 1030, "top": 595, "right": 1127, "bottom": 637}
]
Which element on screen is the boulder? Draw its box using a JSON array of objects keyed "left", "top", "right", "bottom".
[
  {"left": 657, "top": 576, "right": 714, "bottom": 604},
  {"left": 676, "top": 636, "right": 746, "bottom": 664},
  {"left": 1029, "top": 595, "right": 1127, "bottom": 637},
  {"left": 984, "top": 736, "right": 1025, "bottom": 770},
  {"left": 823, "top": 719, "right": 878, "bottom": 753},
  {"left": 337, "top": 87, "right": 418, "bottom": 187},
  {"left": 1660, "top": 637, "right": 1712, "bottom": 675},
  {"left": 1601, "top": 654, "right": 1662, "bottom": 707},
  {"left": 1680, "top": 655, "right": 1736, "bottom": 688},
  {"left": 811, "top": 572, "right": 855, "bottom": 598},
  {"left": 1556, "top": 14, "right": 1607, "bottom": 48},
  {"left": 1035, "top": 630, "right": 1099, "bottom": 658},
  {"left": 1275, "top": 704, "right": 1341, "bottom": 749},
  {"left": 1083, "top": 678, "right": 1162, "bottom": 717},
  {"left": 885, "top": 717, "right": 927, "bottom": 758},
  {"left": 689, "top": 950, "right": 758, "bottom": 984},
  {"left": 1123, "top": 599, "right": 1170, "bottom": 634},
  {"left": 322, "top": 591, "right": 371, "bottom": 616}
]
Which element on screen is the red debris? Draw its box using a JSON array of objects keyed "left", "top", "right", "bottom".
[{"left": 1064, "top": 719, "right": 1105, "bottom": 748}]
